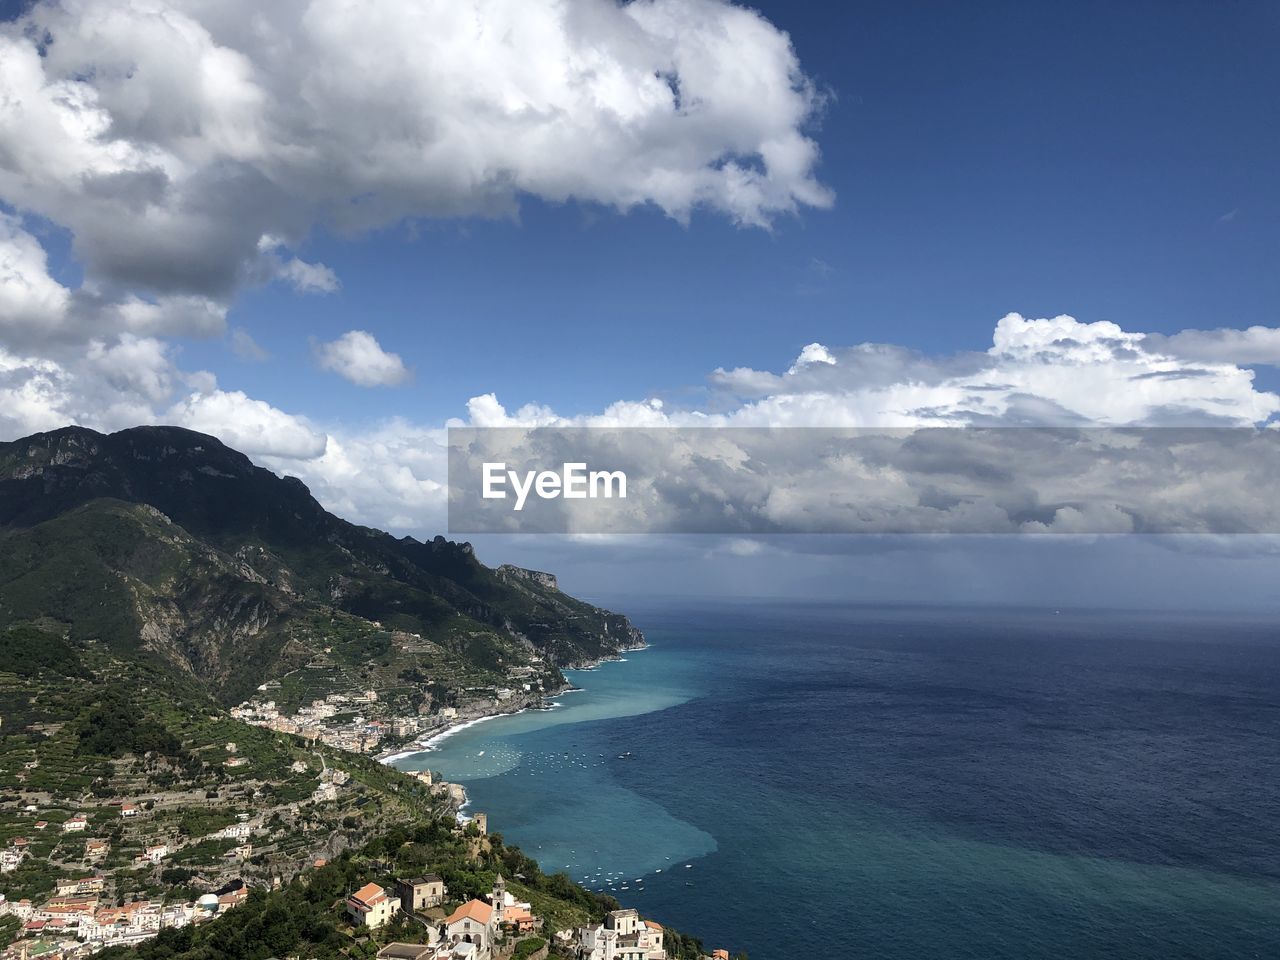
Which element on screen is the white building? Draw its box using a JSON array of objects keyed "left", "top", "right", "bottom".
[
  {"left": 443, "top": 899, "right": 493, "bottom": 959},
  {"left": 579, "top": 909, "right": 666, "bottom": 960},
  {"left": 347, "top": 882, "right": 401, "bottom": 929}
]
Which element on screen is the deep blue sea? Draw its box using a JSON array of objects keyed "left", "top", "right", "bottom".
[{"left": 395, "top": 602, "right": 1280, "bottom": 959}]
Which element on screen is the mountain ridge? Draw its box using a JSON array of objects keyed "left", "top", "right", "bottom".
[{"left": 0, "top": 424, "right": 643, "bottom": 703}]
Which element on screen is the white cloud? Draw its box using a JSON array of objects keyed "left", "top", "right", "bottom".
[
  {"left": 1143, "top": 326, "right": 1280, "bottom": 366},
  {"left": 103, "top": 293, "right": 228, "bottom": 339},
  {"left": 441, "top": 313, "right": 1280, "bottom": 537},
  {"left": 278, "top": 258, "right": 340, "bottom": 294},
  {"left": 256, "top": 236, "right": 340, "bottom": 294},
  {"left": 264, "top": 419, "right": 447, "bottom": 533},
  {"left": 85, "top": 334, "right": 176, "bottom": 405},
  {"left": 2, "top": 309, "right": 1279, "bottom": 541},
  {"left": 0, "top": 0, "right": 833, "bottom": 511},
  {"left": 0, "top": 348, "right": 75, "bottom": 436},
  {"left": 167, "top": 389, "right": 328, "bottom": 460},
  {"left": 0, "top": 214, "right": 70, "bottom": 336},
  {"left": 700, "top": 313, "right": 1280, "bottom": 430},
  {"left": 0, "top": 0, "right": 830, "bottom": 350},
  {"left": 315, "top": 330, "right": 412, "bottom": 388},
  {"left": 787, "top": 342, "right": 837, "bottom": 374},
  {"left": 0, "top": 212, "right": 228, "bottom": 348},
  {"left": 0, "top": 337, "right": 325, "bottom": 464}
]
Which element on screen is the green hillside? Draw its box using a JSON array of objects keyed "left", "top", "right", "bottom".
[{"left": 0, "top": 426, "right": 644, "bottom": 704}]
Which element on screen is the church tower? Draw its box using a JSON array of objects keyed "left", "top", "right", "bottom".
[{"left": 490, "top": 873, "right": 507, "bottom": 926}]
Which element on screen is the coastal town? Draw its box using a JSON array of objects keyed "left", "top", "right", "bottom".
[
  {"left": 0, "top": 794, "right": 733, "bottom": 960},
  {"left": 225, "top": 639, "right": 559, "bottom": 762},
  {"left": 0, "top": 666, "right": 737, "bottom": 960},
  {"left": 342, "top": 864, "right": 675, "bottom": 960},
  {"left": 228, "top": 681, "right": 533, "bottom": 761}
]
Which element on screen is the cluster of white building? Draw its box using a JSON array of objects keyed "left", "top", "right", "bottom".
[
  {"left": 231, "top": 691, "right": 421, "bottom": 754},
  {"left": 0, "top": 882, "right": 250, "bottom": 957},
  {"left": 575, "top": 909, "right": 667, "bottom": 960},
  {"left": 0, "top": 799, "right": 270, "bottom": 958}
]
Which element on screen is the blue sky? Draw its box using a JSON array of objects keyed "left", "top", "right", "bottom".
[{"left": 164, "top": 0, "right": 1280, "bottom": 423}]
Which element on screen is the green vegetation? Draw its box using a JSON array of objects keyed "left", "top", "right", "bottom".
[
  {"left": 96, "top": 819, "right": 701, "bottom": 960},
  {"left": 74, "top": 687, "right": 186, "bottom": 760},
  {"left": 0, "top": 858, "right": 65, "bottom": 902},
  {"left": 0, "top": 426, "right": 643, "bottom": 706},
  {"left": 0, "top": 619, "right": 442, "bottom": 942},
  {"left": 0, "top": 625, "right": 89, "bottom": 679}
]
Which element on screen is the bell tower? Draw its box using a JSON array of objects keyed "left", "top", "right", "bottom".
[{"left": 491, "top": 873, "right": 506, "bottom": 922}]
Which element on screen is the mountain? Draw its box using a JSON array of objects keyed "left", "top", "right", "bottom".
[
  {"left": 0, "top": 427, "right": 714, "bottom": 960},
  {"left": 0, "top": 425, "right": 643, "bottom": 704}
]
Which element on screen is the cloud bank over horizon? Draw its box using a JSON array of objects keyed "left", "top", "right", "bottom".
[{"left": 3, "top": 311, "right": 1280, "bottom": 540}]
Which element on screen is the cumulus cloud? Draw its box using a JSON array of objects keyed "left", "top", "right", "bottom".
[
  {"left": 787, "top": 342, "right": 837, "bottom": 374},
  {"left": 3, "top": 309, "right": 1280, "bottom": 542},
  {"left": 0, "top": 334, "right": 324, "bottom": 463},
  {"left": 703, "top": 313, "right": 1279, "bottom": 429},
  {"left": 0, "top": 0, "right": 829, "bottom": 351},
  {"left": 0, "top": 214, "right": 70, "bottom": 336},
  {"left": 167, "top": 389, "right": 328, "bottom": 460},
  {"left": 0, "top": 0, "right": 836, "bottom": 527},
  {"left": 0, "top": 348, "right": 74, "bottom": 437},
  {"left": 0, "top": 213, "right": 228, "bottom": 349},
  {"left": 277, "top": 258, "right": 340, "bottom": 294},
  {"left": 1143, "top": 326, "right": 1280, "bottom": 366},
  {"left": 264, "top": 419, "right": 447, "bottom": 532},
  {"left": 443, "top": 314, "right": 1280, "bottom": 537},
  {"left": 449, "top": 424, "right": 1280, "bottom": 535},
  {"left": 315, "top": 330, "right": 412, "bottom": 388}
]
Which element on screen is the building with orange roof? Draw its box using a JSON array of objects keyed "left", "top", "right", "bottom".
[
  {"left": 500, "top": 903, "right": 536, "bottom": 934},
  {"left": 36, "top": 903, "right": 96, "bottom": 924},
  {"left": 445, "top": 898, "right": 493, "bottom": 924},
  {"left": 346, "top": 881, "right": 401, "bottom": 929},
  {"left": 444, "top": 898, "right": 495, "bottom": 957}
]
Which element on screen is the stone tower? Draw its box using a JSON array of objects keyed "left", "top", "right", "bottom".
[{"left": 490, "top": 873, "right": 507, "bottom": 931}]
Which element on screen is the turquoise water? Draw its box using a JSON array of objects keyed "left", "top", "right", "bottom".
[
  {"left": 394, "top": 602, "right": 1280, "bottom": 959},
  {"left": 396, "top": 643, "right": 717, "bottom": 887}
]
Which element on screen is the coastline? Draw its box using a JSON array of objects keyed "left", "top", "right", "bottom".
[
  {"left": 378, "top": 708, "right": 526, "bottom": 765},
  {"left": 377, "top": 641, "right": 647, "bottom": 767}
]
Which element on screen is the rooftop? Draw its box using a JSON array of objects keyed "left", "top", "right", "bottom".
[
  {"left": 445, "top": 899, "right": 493, "bottom": 925},
  {"left": 350, "top": 882, "right": 388, "bottom": 908}
]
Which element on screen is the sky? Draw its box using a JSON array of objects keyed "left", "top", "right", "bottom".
[{"left": 1, "top": 0, "right": 1279, "bottom": 609}]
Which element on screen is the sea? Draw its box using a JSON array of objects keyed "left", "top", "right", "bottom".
[{"left": 392, "top": 601, "right": 1280, "bottom": 959}]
